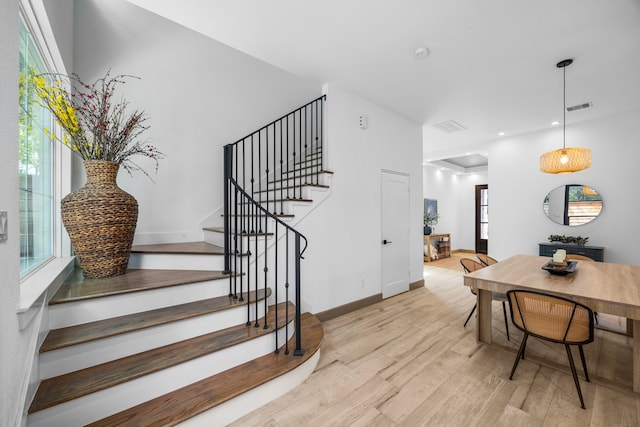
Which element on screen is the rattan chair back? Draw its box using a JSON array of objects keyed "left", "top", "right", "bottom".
[
  {"left": 476, "top": 253, "right": 498, "bottom": 266},
  {"left": 460, "top": 258, "right": 485, "bottom": 274},
  {"left": 507, "top": 290, "right": 594, "bottom": 345}
]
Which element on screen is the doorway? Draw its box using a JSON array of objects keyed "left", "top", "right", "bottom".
[
  {"left": 381, "top": 170, "right": 410, "bottom": 299},
  {"left": 475, "top": 184, "right": 488, "bottom": 254}
]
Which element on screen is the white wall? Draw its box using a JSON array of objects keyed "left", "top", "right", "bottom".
[
  {"left": 72, "top": 0, "right": 320, "bottom": 244},
  {"left": 1, "top": 1, "right": 35, "bottom": 425},
  {"left": 299, "top": 84, "right": 423, "bottom": 313},
  {"left": 42, "top": 0, "right": 74, "bottom": 70},
  {"left": 422, "top": 165, "right": 488, "bottom": 251},
  {"left": 489, "top": 108, "right": 640, "bottom": 264}
]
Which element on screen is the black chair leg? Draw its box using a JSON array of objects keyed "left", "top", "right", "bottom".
[
  {"left": 464, "top": 303, "right": 477, "bottom": 327},
  {"left": 509, "top": 333, "right": 529, "bottom": 380},
  {"left": 578, "top": 345, "right": 590, "bottom": 382},
  {"left": 565, "top": 344, "right": 586, "bottom": 409},
  {"left": 501, "top": 301, "right": 510, "bottom": 341}
]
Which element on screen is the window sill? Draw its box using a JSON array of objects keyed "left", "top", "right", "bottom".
[{"left": 17, "top": 256, "right": 75, "bottom": 330}]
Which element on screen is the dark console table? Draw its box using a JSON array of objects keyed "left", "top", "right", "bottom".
[{"left": 538, "top": 243, "right": 605, "bottom": 262}]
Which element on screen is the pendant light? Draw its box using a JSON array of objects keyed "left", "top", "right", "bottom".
[{"left": 540, "top": 59, "right": 592, "bottom": 174}]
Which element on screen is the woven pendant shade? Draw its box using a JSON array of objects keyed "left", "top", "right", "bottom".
[
  {"left": 540, "top": 58, "right": 592, "bottom": 174},
  {"left": 540, "top": 147, "right": 592, "bottom": 174}
]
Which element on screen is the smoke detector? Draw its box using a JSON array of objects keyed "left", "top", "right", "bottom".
[{"left": 414, "top": 47, "right": 429, "bottom": 59}]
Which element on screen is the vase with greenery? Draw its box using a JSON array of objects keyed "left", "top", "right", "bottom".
[
  {"left": 28, "top": 70, "right": 164, "bottom": 278},
  {"left": 424, "top": 213, "right": 440, "bottom": 235}
]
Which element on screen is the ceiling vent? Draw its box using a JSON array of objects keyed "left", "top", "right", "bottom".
[
  {"left": 432, "top": 120, "right": 467, "bottom": 133},
  {"left": 567, "top": 102, "right": 592, "bottom": 112}
]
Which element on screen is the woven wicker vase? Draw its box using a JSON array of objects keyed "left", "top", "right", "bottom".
[{"left": 61, "top": 160, "right": 138, "bottom": 278}]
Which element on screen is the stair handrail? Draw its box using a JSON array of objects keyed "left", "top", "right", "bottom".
[
  {"left": 226, "top": 176, "right": 308, "bottom": 255},
  {"left": 225, "top": 174, "right": 307, "bottom": 355},
  {"left": 228, "top": 95, "right": 326, "bottom": 147},
  {"left": 222, "top": 95, "right": 325, "bottom": 356}
]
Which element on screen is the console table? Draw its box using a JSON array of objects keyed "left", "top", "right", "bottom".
[
  {"left": 424, "top": 233, "right": 451, "bottom": 262},
  {"left": 538, "top": 243, "right": 605, "bottom": 262}
]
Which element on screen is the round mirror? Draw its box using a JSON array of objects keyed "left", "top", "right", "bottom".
[{"left": 543, "top": 185, "right": 603, "bottom": 226}]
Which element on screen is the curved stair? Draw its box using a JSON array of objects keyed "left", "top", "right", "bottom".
[{"left": 27, "top": 243, "right": 323, "bottom": 426}]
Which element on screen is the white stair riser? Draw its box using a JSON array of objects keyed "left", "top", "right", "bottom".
[
  {"left": 128, "top": 253, "right": 225, "bottom": 271},
  {"left": 28, "top": 323, "right": 294, "bottom": 427},
  {"left": 256, "top": 186, "right": 330, "bottom": 201},
  {"left": 40, "top": 302, "right": 267, "bottom": 379},
  {"left": 269, "top": 171, "right": 329, "bottom": 184},
  {"left": 49, "top": 279, "right": 229, "bottom": 329},
  {"left": 203, "top": 229, "right": 273, "bottom": 247}
]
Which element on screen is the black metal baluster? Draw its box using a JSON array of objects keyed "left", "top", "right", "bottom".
[
  {"left": 294, "top": 233, "right": 304, "bottom": 356},
  {"left": 245, "top": 193, "right": 252, "bottom": 326},
  {"left": 250, "top": 135, "right": 255, "bottom": 234},
  {"left": 293, "top": 112, "right": 298, "bottom": 200},
  {"left": 254, "top": 200, "right": 260, "bottom": 328},
  {"left": 284, "top": 228, "right": 290, "bottom": 355},
  {"left": 304, "top": 105, "right": 309, "bottom": 186},
  {"left": 263, "top": 206, "right": 269, "bottom": 330},
  {"left": 286, "top": 114, "right": 290, "bottom": 201},
  {"left": 274, "top": 222, "right": 279, "bottom": 353},
  {"left": 279, "top": 120, "right": 284, "bottom": 215},
  {"left": 298, "top": 108, "right": 302, "bottom": 199},
  {"left": 314, "top": 100, "right": 319, "bottom": 185},
  {"left": 320, "top": 97, "right": 324, "bottom": 178},
  {"left": 258, "top": 131, "right": 263, "bottom": 233},
  {"left": 264, "top": 127, "right": 269, "bottom": 216},
  {"left": 272, "top": 123, "right": 276, "bottom": 216},
  {"left": 224, "top": 147, "right": 233, "bottom": 305}
]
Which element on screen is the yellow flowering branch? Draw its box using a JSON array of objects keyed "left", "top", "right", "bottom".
[{"left": 29, "top": 70, "right": 164, "bottom": 179}]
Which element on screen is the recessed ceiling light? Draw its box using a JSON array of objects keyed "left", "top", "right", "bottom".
[
  {"left": 498, "top": 132, "right": 505, "bottom": 136},
  {"left": 414, "top": 47, "right": 429, "bottom": 59},
  {"left": 551, "top": 121, "right": 561, "bottom": 126}
]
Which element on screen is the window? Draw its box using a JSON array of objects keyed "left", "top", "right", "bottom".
[
  {"left": 19, "top": 14, "right": 54, "bottom": 277},
  {"left": 565, "top": 185, "right": 602, "bottom": 226}
]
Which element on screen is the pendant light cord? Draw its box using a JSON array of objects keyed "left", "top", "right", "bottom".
[{"left": 563, "top": 64, "right": 566, "bottom": 150}]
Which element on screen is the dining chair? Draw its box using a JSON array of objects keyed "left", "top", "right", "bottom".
[
  {"left": 476, "top": 253, "right": 498, "bottom": 266},
  {"left": 460, "top": 258, "right": 510, "bottom": 341},
  {"left": 506, "top": 289, "right": 594, "bottom": 409}
]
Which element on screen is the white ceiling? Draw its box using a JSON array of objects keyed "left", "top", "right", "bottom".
[{"left": 125, "top": 0, "right": 640, "bottom": 164}]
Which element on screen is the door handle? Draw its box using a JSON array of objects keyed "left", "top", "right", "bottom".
[{"left": 382, "top": 239, "right": 392, "bottom": 245}]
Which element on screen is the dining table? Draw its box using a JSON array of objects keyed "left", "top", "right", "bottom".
[{"left": 463, "top": 254, "right": 640, "bottom": 393}]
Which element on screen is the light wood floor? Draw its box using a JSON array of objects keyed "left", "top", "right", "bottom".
[{"left": 232, "top": 256, "right": 640, "bottom": 426}]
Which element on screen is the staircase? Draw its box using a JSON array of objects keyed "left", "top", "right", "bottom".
[{"left": 26, "top": 96, "right": 329, "bottom": 426}]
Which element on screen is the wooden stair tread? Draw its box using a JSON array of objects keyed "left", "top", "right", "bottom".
[
  {"left": 256, "top": 183, "right": 330, "bottom": 194},
  {"left": 272, "top": 170, "right": 334, "bottom": 183},
  {"left": 131, "top": 241, "right": 224, "bottom": 255},
  {"left": 253, "top": 198, "right": 313, "bottom": 204},
  {"left": 50, "top": 269, "right": 231, "bottom": 305},
  {"left": 203, "top": 227, "right": 274, "bottom": 236},
  {"left": 41, "top": 288, "right": 270, "bottom": 353},
  {"left": 87, "top": 313, "right": 323, "bottom": 427},
  {"left": 219, "top": 213, "right": 295, "bottom": 218},
  {"left": 29, "top": 302, "right": 294, "bottom": 414}
]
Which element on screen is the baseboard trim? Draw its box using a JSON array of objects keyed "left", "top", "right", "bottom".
[
  {"left": 315, "top": 294, "right": 382, "bottom": 322},
  {"left": 410, "top": 279, "right": 425, "bottom": 290},
  {"left": 315, "top": 279, "right": 425, "bottom": 322},
  {"left": 452, "top": 249, "right": 474, "bottom": 254}
]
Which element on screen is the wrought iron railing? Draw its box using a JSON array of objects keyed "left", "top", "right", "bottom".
[{"left": 223, "top": 95, "right": 326, "bottom": 355}]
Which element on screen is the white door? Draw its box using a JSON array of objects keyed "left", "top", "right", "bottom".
[{"left": 381, "top": 170, "right": 410, "bottom": 299}]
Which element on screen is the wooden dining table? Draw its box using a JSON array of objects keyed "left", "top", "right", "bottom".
[{"left": 464, "top": 254, "right": 640, "bottom": 392}]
